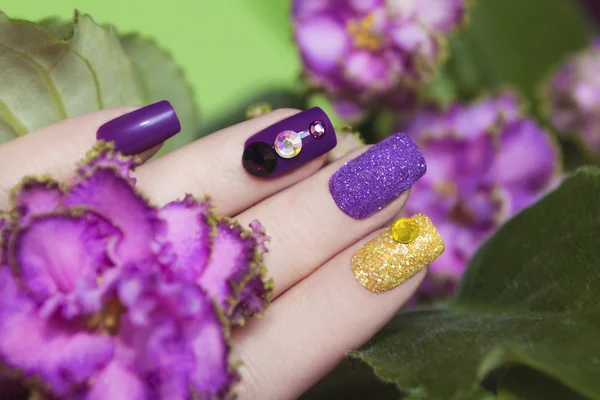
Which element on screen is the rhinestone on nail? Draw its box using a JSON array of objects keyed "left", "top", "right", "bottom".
[
  {"left": 309, "top": 120, "right": 326, "bottom": 138},
  {"left": 391, "top": 218, "right": 420, "bottom": 244},
  {"left": 242, "top": 142, "right": 278, "bottom": 177},
  {"left": 274, "top": 130, "right": 302, "bottom": 158}
]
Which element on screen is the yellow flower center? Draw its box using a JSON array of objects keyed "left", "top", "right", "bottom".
[
  {"left": 346, "top": 13, "right": 383, "bottom": 51},
  {"left": 391, "top": 217, "right": 420, "bottom": 244},
  {"left": 86, "top": 298, "right": 124, "bottom": 335}
]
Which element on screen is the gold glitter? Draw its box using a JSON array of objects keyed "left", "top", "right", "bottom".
[{"left": 352, "top": 214, "right": 445, "bottom": 294}]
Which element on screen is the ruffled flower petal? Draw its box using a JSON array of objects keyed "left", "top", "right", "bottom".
[
  {"left": 490, "top": 120, "right": 559, "bottom": 192},
  {"left": 12, "top": 211, "right": 118, "bottom": 308},
  {"left": 77, "top": 142, "right": 142, "bottom": 185},
  {"left": 158, "top": 196, "right": 212, "bottom": 282},
  {"left": 0, "top": 269, "right": 114, "bottom": 396},
  {"left": 111, "top": 265, "right": 235, "bottom": 399},
  {"left": 198, "top": 220, "right": 256, "bottom": 314},
  {"left": 10, "top": 178, "right": 63, "bottom": 221},
  {"left": 545, "top": 38, "right": 600, "bottom": 153},
  {"left": 64, "top": 168, "right": 164, "bottom": 263}
]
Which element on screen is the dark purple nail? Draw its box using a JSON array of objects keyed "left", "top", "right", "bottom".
[
  {"left": 329, "top": 134, "right": 426, "bottom": 219},
  {"left": 96, "top": 100, "right": 181, "bottom": 155},
  {"left": 242, "top": 107, "right": 337, "bottom": 178}
]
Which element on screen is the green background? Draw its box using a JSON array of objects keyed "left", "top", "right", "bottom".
[{"left": 2, "top": 1, "right": 299, "bottom": 132}]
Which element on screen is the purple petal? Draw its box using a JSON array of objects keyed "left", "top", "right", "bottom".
[
  {"left": 0, "top": 269, "right": 114, "bottom": 396},
  {"left": 86, "top": 361, "right": 145, "bottom": 400},
  {"left": 342, "top": 50, "right": 400, "bottom": 89},
  {"left": 295, "top": 16, "right": 349, "bottom": 75},
  {"left": 414, "top": 0, "right": 468, "bottom": 33},
  {"left": 113, "top": 267, "right": 235, "bottom": 398},
  {"left": 64, "top": 168, "right": 164, "bottom": 263},
  {"left": 490, "top": 120, "right": 559, "bottom": 192},
  {"left": 11, "top": 178, "right": 63, "bottom": 221},
  {"left": 292, "top": 0, "right": 328, "bottom": 18},
  {"left": 198, "top": 220, "right": 255, "bottom": 313},
  {"left": 12, "top": 211, "right": 119, "bottom": 305},
  {"left": 230, "top": 274, "right": 272, "bottom": 327},
  {"left": 0, "top": 214, "right": 9, "bottom": 266},
  {"left": 77, "top": 142, "right": 141, "bottom": 185},
  {"left": 158, "top": 196, "right": 212, "bottom": 282}
]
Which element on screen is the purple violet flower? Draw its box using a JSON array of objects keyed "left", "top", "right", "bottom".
[
  {"left": 292, "top": 0, "right": 468, "bottom": 121},
  {"left": 0, "top": 144, "right": 272, "bottom": 399},
  {"left": 545, "top": 38, "right": 600, "bottom": 153},
  {"left": 402, "top": 91, "right": 561, "bottom": 298}
]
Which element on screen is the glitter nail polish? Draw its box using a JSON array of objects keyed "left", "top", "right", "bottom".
[
  {"left": 352, "top": 214, "right": 445, "bottom": 294},
  {"left": 329, "top": 134, "right": 426, "bottom": 219}
]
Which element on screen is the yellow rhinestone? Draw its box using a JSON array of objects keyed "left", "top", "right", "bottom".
[{"left": 391, "top": 217, "right": 420, "bottom": 244}]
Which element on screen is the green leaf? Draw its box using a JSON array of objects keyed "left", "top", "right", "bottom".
[
  {"left": 349, "top": 168, "right": 600, "bottom": 399},
  {"left": 119, "top": 34, "right": 200, "bottom": 153},
  {"left": 300, "top": 360, "right": 400, "bottom": 400},
  {"left": 497, "top": 367, "right": 589, "bottom": 400},
  {"left": 432, "top": 0, "right": 596, "bottom": 110},
  {"left": 0, "top": 11, "right": 144, "bottom": 142}
]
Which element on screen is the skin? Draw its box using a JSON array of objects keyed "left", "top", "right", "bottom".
[{"left": 0, "top": 107, "right": 424, "bottom": 400}]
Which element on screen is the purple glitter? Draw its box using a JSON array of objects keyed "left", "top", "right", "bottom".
[{"left": 329, "top": 134, "right": 426, "bottom": 219}]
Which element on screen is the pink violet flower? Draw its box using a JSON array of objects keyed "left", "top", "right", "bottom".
[
  {"left": 545, "top": 38, "right": 600, "bottom": 153},
  {"left": 0, "top": 144, "right": 272, "bottom": 399},
  {"left": 402, "top": 91, "right": 561, "bottom": 299},
  {"left": 292, "top": 0, "right": 469, "bottom": 121}
]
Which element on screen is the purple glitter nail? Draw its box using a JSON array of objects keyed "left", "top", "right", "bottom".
[{"left": 329, "top": 134, "right": 426, "bottom": 219}]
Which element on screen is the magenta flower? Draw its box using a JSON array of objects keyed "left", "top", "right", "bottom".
[
  {"left": 292, "top": 0, "right": 468, "bottom": 121},
  {"left": 545, "top": 38, "right": 600, "bottom": 153},
  {"left": 0, "top": 144, "right": 271, "bottom": 399},
  {"left": 402, "top": 91, "right": 560, "bottom": 298}
]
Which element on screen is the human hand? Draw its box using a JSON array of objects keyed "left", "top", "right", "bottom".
[{"left": 0, "top": 103, "right": 444, "bottom": 400}]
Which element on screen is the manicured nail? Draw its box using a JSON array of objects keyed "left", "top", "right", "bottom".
[
  {"left": 352, "top": 214, "right": 444, "bottom": 294},
  {"left": 242, "top": 107, "right": 337, "bottom": 178},
  {"left": 329, "top": 133, "right": 426, "bottom": 219},
  {"left": 96, "top": 100, "right": 181, "bottom": 155}
]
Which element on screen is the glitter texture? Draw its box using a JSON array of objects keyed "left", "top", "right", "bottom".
[
  {"left": 352, "top": 214, "right": 445, "bottom": 294},
  {"left": 329, "top": 134, "right": 426, "bottom": 219}
]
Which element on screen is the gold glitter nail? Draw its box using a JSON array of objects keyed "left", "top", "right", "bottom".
[{"left": 352, "top": 214, "right": 445, "bottom": 294}]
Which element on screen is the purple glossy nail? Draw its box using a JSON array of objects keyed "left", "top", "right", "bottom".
[
  {"left": 329, "top": 134, "right": 426, "bottom": 219},
  {"left": 96, "top": 100, "right": 181, "bottom": 155},
  {"left": 242, "top": 107, "right": 337, "bottom": 178}
]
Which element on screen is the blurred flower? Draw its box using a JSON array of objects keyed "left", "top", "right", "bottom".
[
  {"left": 325, "top": 125, "right": 365, "bottom": 163},
  {"left": 0, "top": 144, "right": 271, "bottom": 399},
  {"left": 402, "top": 91, "right": 560, "bottom": 298},
  {"left": 246, "top": 102, "right": 273, "bottom": 119},
  {"left": 292, "top": 0, "right": 468, "bottom": 121},
  {"left": 545, "top": 39, "right": 600, "bottom": 153}
]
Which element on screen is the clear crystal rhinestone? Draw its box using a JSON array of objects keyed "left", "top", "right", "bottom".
[{"left": 274, "top": 130, "right": 302, "bottom": 158}]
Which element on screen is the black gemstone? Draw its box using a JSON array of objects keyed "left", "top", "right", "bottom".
[{"left": 242, "top": 142, "right": 278, "bottom": 177}]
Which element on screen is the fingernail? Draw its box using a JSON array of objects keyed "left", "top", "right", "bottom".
[
  {"left": 352, "top": 214, "right": 444, "bottom": 294},
  {"left": 242, "top": 107, "right": 337, "bottom": 178},
  {"left": 96, "top": 100, "right": 181, "bottom": 155},
  {"left": 329, "top": 133, "right": 426, "bottom": 219}
]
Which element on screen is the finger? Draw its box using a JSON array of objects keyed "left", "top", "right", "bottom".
[
  {"left": 233, "top": 217, "right": 445, "bottom": 400},
  {"left": 134, "top": 107, "right": 337, "bottom": 215},
  {"left": 235, "top": 134, "right": 426, "bottom": 298},
  {"left": 0, "top": 101, "right": 180, "bottom": 205}
]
